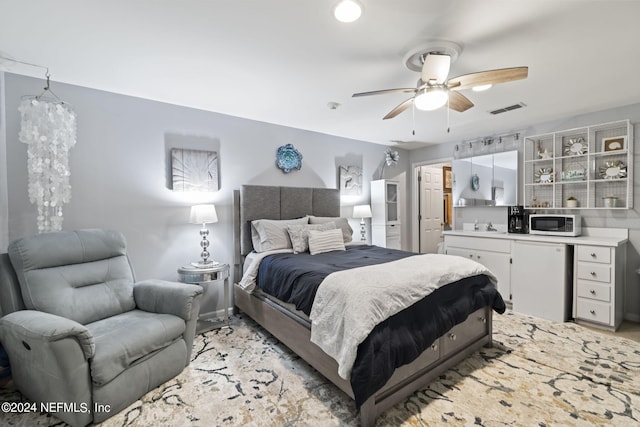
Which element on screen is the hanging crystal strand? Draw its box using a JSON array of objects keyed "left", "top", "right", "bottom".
[{"left": 19, "top": 98, "right": 77, "bottom": 233}]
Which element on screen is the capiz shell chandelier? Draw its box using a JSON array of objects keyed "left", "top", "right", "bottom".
[{"left": 18, "top": 98, "right": 77, "bottom": 233}]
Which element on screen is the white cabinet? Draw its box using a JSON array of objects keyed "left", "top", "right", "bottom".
[
  {"left": 371, "top": 180, "right": 401, "bottom": 248},
  {"left": 511, "top": 241, "right": 571, "bottom": 323},
  {"left": 573, "top": 243, "right": 626, "bottom": 330},
  {"left": 444, "top": 235, "right": 511, "bottom": 300},
  {"left": 523, "top": 119, "right": 633, "bottom": 209}
]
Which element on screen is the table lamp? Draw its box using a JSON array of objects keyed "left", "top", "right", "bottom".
[
  {"left": 190, "top": 204, "right": 218, "bottom": 267},
  {"left": 352, "top": 204, "right": 372, "bottom": 242}
]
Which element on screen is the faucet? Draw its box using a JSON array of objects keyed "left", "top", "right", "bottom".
[
  {"left": 473, "top": 220, "right": 479, "bottom": 231},
  {"left": 486, "top": 221, "right": 497, "bottom": 231}
]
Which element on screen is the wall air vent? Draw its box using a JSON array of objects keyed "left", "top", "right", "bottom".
[{"left": 489, "top": 102, "right": 526, "bottom": 115}]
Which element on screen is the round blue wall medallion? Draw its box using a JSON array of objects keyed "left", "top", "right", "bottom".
[{"left": 276, "top": 144, "right": 303, "bottom": 173}]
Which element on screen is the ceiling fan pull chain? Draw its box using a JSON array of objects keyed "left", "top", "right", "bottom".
[
  {"left": 447, "top": 96, "right": 451, "bottom": 133},
  {"left": 412, "top": 101, "right": 416, "bottom": 135}
]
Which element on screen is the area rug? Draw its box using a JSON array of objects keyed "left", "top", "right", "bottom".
[{"left": 1, "top": 310, "right": 638, "bottom": 426}]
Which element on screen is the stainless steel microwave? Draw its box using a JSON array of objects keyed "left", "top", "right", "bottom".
[{"left": 529, "top": 214, "right": 581, "bottom": 236}]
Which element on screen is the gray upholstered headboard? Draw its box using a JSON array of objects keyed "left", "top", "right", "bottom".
[{"left": 233, "top": 185, "right": 340, "bottom": 262}]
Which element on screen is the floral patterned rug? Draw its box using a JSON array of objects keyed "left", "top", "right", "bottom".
[{"left": 1, "top": 310, "right": 639, "bottom": 426}]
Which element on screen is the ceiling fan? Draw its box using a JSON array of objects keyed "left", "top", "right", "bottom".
[{"left": 352, "top": 43, "right": 528, "bottom": 120}]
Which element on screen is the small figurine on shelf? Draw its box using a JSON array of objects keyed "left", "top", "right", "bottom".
[
  {"left": 566, "top": 196, "right": 578, "bottom": 208},
  {"left": 536, "top": 140, "right": 552, "bottom": 160}
]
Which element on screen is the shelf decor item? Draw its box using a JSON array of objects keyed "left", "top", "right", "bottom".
[
  {"left": 561, "top": 167, "right": 586, "bottom": 181},
  {"left": 566, "top": 196, "right": 578, "bottom": 208},
  {"left": 602, "top": 196, "right": 619, "bottom": 208},
  {"left": 602, "top": 136, "right": 626, "bottom": 152},
  {"left": 564, "top": 137, "right": 588, "bottom": 155},
  {"left": 276, "top": 144, "right": 303, "bottom": 173},
  {"left": 599, "top": 160, "right": 627, "bottom": 179},
  {"left": 534, "top": 168, "right": 554, "bottom": 183}
]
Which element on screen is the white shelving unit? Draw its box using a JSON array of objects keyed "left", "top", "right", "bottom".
[
  {"left": 523, "top": 119, "right": 633, "bottom": 209},
  {"left": 371, "top": 179, "right": 401, "bottom": 249}
]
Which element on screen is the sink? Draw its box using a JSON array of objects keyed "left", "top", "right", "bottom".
[{"left": 471, "top": 230, "right": 506, "bottom": 235}]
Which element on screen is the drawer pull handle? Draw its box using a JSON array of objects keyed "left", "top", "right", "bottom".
[
  {"left": 590, "top": 309, "right": 596, "bottom": 315},
  {"left": 590, "top": 271, "right": 596, "bottom": 276},
  {"left": 478, "top": 316, "right": 487, "bottom": 323},
  {"left": 590, "top": 253, "right": 596, "bottom": 257},
  {"left": 449, "top": 333, "right": 457, "bottom": 341},
  {"left": 590, "top": 289, "right": 596, "bottom": 294},
  {"left": 477, "top": 255, "right": 481, "bottom": 259},
  {"left": 431, "top": 343, "right": 438, "bottom": 351},
  {"left": 469, "top": 255, "right": 473, "bottom": 258}
]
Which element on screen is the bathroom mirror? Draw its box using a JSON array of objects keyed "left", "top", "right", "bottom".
[{"left": 452, "top": 150, "right": 517, "bottom": 207}]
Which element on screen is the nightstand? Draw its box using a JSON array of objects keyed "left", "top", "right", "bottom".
[{"left": 177, "top": 263, "right": 230, "bottom": 333}]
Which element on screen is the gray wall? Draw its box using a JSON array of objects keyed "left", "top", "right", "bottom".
[
  {"left": 410, "top": 103, "right": 640, "bottom": 322},
  {"left": 0, "top": 72, "right": 409, "bottom": 315}
]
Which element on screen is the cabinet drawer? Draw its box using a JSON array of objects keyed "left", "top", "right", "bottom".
[
  {"left": 444, "top": 236, "right": 510, "bottom": 253},
  {"left": 576, "top": 280, "right": 611, "bottom": 302},
  {"left": 385, "top": 224, "right": 401, "bottom": 236},
  {"left": 577, "top": 263, "right": 611, "bottom": 283},
  {"left": 442, "top": 308, "right": 488, "bottom": 356},
  {"left": 577, "top": 246, "right": 611, "bottom": 264},
  {"left": 576, "top": 298, "right": 611, "bottom": 325}
]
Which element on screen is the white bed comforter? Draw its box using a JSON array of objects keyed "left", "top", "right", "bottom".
[{"left": 309, "top": 253, "right": 497, "bottom": 380}]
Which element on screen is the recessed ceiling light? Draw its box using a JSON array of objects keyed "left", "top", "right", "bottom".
[
  {"left": 472, "top": 84, "right": 493, "bottom": 92},
  {"left": 333, "top": 0, "right": 363, "bottom": 23}
]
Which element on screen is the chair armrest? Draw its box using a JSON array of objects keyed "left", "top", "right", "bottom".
[
  {"left": 0, "top": 310, "right": 95, "bottom": 360},
  {"left": 134, "top": 279, "right": 203, "bottom": 321}
]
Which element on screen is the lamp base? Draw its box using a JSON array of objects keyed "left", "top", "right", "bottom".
[{"left": 191, "top": 260, "right": 220, "bottom": 268}]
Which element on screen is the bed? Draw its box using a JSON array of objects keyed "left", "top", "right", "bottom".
[{"left": 232, "top": 185, "right": 505, "bottom": 426}]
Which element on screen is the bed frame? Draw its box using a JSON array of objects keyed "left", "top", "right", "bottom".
[{"left": 232, "top": 185, "right": 494, "bottom": 427}]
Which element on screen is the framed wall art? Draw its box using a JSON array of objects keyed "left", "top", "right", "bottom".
[
  {"left": 602, "top": 136, "right": 626, "bottom": 152},
  {"left": 339, "top": 165, "right": 363, "bottom": 196},
  {"left": 171, "top": 148, "right": 219, "bottom": 192},
  {"left": 443, "top": 166, "right": 452, "bottom": 192}
]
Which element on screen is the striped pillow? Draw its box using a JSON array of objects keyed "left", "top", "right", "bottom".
[{"left": 308, "top": 229, "right": 346, "bottom": 255}]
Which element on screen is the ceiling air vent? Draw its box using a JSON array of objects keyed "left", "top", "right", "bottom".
[{"left": 489, "top": 102, "right": 526, "bottom": 115}]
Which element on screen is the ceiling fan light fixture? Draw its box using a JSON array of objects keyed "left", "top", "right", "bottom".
[
  {"left": 414, "top": 87, "right": 448, "bottom": 111},
  {"left": 472, "top": 84, "right": 493, "bottom": 92},
  {"left": 333, "top": 0, "right": 363, "bottom": 23}
]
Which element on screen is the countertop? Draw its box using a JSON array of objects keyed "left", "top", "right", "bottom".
[{"left": 443, "top": 227, "right": 628, "bottom": 247}]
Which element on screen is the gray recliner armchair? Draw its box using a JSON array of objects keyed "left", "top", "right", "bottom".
[{"left": 0, "top": 229, "right": 203, "bottom": 426}]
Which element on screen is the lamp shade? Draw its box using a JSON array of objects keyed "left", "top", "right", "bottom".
[
  {"left": 353, "top": 204, "right": 372, "bottom": 218},
  {"left": 190, "top": 204, "right": 218, "bottom": 224}
]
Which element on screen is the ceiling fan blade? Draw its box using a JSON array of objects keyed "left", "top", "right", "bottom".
[
  {"left": 383, "top": 98, "right": 414, "bottom": 120},
  {"left": 352, "top": 88, "right": 416, "bottom": 97},
  {"left": 448, "top": 91, "right": 474, "bottom": 112},
  {"left": 421, "top": 53, "right": 451, "bottom": 84},
  {"left": 448, "top": 67, "right": 528, "bottom": 91}
]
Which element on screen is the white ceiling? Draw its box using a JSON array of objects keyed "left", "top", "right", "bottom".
[{"left": 2, "top": 0, "right": 640, "bottom": 150}]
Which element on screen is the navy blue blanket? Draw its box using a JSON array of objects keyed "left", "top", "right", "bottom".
[
  {"left": 257, "top": 245, "right": 413, "bottom": 315},
  {"left": 255, "top": 245, "right": 505, "bottom": 408}
]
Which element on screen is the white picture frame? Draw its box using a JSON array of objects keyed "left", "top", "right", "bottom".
[{"left": 602, "top": 136, "right": 626, "bottom": 152}]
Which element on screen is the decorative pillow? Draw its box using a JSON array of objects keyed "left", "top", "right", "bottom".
[
  {"left": 251, "top": 217, "right": 309, "bottom": 252},
  {"left": 287, "top": 222, "right": 335, "bottom": 253},
  {"left": 308, "top": 229, "right": 346, "bottom": 255},
  {"left": 307, "top": 216, "right": 353, "bottom": 243}
]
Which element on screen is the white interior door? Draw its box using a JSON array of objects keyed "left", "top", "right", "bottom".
[{"left": 419, "top": 166, "right": 444, "bottom": 253}]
